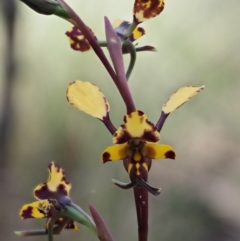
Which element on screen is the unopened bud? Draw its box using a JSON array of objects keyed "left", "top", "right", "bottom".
[{"left": 20, "top": 0, "right": 70, "bottom": 19}]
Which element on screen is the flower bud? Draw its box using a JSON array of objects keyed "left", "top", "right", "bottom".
[{"left": 20, "top": 0, "right": 70, "bottom": 19}]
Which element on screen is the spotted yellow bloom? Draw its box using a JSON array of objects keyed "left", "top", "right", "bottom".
[
  {"left": 67, "top": 77, "right": 204, "bottom": 195},
  {"left": 19, "top": 162, "right": 78, "bottom": 231},
  {"left": 102, "top": 110, "right": 175, "bottom": 183}
]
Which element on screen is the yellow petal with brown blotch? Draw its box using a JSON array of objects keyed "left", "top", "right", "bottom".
[
  {"left": 162, "top": 86, "right": 205, "bottom": 114},
  {"left": 65, "top": 26, "right": 96, "bottom": 52},
  {"left": 133, "top": 0, "right": 164, "bottom": 23},
  {"left": 67, "top": 80, "right": 110, "bottom": 120},
  {"left": 34, "top": 162, "right": 71, "bottom": 200},
  {"left": 113, "top": 110, "right": 160, "bottom": 144},
  {"left": 19, "top": 200, "right": 51, "bottom": 219},
  {"left": 144, "top": 142, "right": 175, "bottom": 160},
  {"left": 102, "top": 143, "right": 129, "bottom": 163}
]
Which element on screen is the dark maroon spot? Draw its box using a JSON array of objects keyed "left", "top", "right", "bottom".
[
  {"left": 120, "top": 124, "right": 125, "bottom": 128},
  {"left": 21, "top": 206, "right": 34, "bottom": 219},
  {"left": 129, "top": 27, "right": 145, "bottom": 42},
  {"left": 165, "top": 150, "right": 176, "bottom": 159},
  {"left": 129, "top": 165, "right": 137, "bottom": 182},
  {"left": 65, "top": 220, "right": 75, "bottom": 229},
  {"left": 34, "top": 185, "right": 51, "bottom": 200},
  {"left": 61, "top": 176, "right": 70, "bottom": 184},
  {"left": 115, "top": 131, "right": 131, "bottom": 144},
  {"left": 142, "top": 131, "right": 159, "bottom": 142},
  {"left": 123, "top": 115, "right": 127, "bottom": 123},
  {"left": 102, "top": 152, "right": 111, "bottom": 163},
  {"left": 57, "top": 184, "right": 68, "bottom": 196},
  {"left": 146, "top": 119, "right": 155, "bottom": 127},
  {"left": 137, "top": 110, "right": 144, "bottom": 116}
]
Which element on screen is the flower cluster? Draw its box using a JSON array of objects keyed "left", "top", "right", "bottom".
[{"left": 18, "top": 0, "right": 205, "bottom": 240}]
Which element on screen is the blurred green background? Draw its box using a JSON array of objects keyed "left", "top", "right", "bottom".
[{"left": 1, "top": 0, "right": 240, "bottom": 240}]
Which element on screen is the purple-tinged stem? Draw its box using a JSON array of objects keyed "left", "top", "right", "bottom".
[
  {"left": 102, "top": 115, "right": 117, "bottom": 135},
  {"left": 155, "top": 111, "right": 169, "bottom": 132},
  {"left": 133, "top": 186, "right": 148, "bottom": 241},
  {"left": 104, "top": 16, "right": 136, "bottom": 113}
]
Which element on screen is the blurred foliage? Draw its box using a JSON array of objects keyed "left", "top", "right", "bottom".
[{"left": 0, "top": 0, "right": 240, "bottom": 241}]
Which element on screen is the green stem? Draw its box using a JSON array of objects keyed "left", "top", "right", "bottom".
[
  {"left": 122, "top": 40, "right": 136, "bottom": 80},
  {"left": 47, "top": 211, "right": 63, "bottom": 241},
  {"left": 123, "top": 21, "right": 138, "bottom": 39},
  {"left": 97, "top": 40, "right": 107, "bottom": 47}
]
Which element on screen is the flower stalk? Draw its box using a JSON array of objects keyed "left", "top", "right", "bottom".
[
  {"left": 104, "top": 16, "right": 136, "bottom": 113},
  {"left": 134, "top": 186, "right": 148, "bottom": 241}
]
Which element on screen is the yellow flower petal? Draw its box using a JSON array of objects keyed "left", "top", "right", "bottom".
[
  {"left": 67, "top": 80, "right": 110, "bottom": 120},
  {"left": 144, "top": 142, "right": 175, "bottom": 159},
  {"left": 133, "top": 0, "right": 164, "bottom": 23},
  {"left": 113, "top": 110, "right": 160, "bottom": 144},
  {"left": 129, "top": 26, "right": 145, "bottom": 41},
  {"left": 102, "top": 143, "right": 129, "bottom": 163},
  {"left": 19, "top": 200, "right": 51, "bottom": 219},
  {"left": 34, "top": 162, "right": 71, "bottom": 200},
  {"left": 162, "top": 86, "right": 205, "bottom": 114}
]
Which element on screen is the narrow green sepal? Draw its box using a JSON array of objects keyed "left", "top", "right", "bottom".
[{"left": 63, "top": 204, "right": 97, "bottom": 235}]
